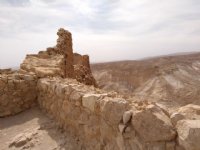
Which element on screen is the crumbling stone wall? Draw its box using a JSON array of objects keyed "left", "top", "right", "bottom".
[
  {"left": 56, "top": 28, "right": 74, "bottom": 78},
  {"left": 20, "top": 28, "right": 96, "bottom": 86},
  {"left": 73, "top": 53, "right": 97, "bottom": 86},
  {"left": 0, "top": 68, "right": 14, "bottom": 74},
  {"left": 37, "top": 78, "right": 102, "bottom": 149},
  {"left": 1, "top": 73, "right": 198, "bottom": 149},
  {"left": 73, "top": 53, "right": 90, "bottom": 68},
  {"left": 37, "top": 77, "right": 178, "bottom": 150},
  {"left": 20, "top": 54, "right": 65, "bottom": 78},
  {"left": 0, "top": 73, "right": 37, "bottom": 117}
]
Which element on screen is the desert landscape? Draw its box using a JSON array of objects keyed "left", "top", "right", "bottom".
[
  {"left": 92, "top": 52, "right": 200, "bottom": 106},
  {"left": 0, "top": 28, "right": 200, "bottom": 150},
  {"left": 1, "top": 0, "right": 200, "bottom": 149}
]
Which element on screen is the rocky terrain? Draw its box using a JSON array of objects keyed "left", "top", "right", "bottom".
[
  {"left": 92, "top": 53, "right": 200, "bottom": 109},
  {"left": 1, "top": 28, "right": 200, "bottom": 150}
]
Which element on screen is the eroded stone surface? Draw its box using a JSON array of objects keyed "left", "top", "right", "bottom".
[
  {"left": 101, "top": 98, "right": 128, "bottom": 125},
  {"left": 170, "top": 104, "right": 200, "bottom": 126},
  {"left": 123, "top": 110, "right": 132, "bottom": 125},
  {"left": 56, "top": 28, "right": 74, "bottom": 78},
  {"left": 82, "top": 94, "right": 103, "bottom": 112},
  {"left": 177, "top": 120, "right": 200, "bottom": 150},
  {"left": 20, "top": 28, "right": 96, "bottom": 86},
  {"left": 73, "top": 53, "right": 97, "bottom": 86},
  {"left": 20, "top": 54, "right": 65, "bottom": 78},
  {"left": 131, "top": 104, "right": 176, "bottom": 142},
  {"left": 0, "top": 73, "right": 37, "bottom": 117},
  {"left": 9, "top": 129, "right": 38, "bottom": 148}
]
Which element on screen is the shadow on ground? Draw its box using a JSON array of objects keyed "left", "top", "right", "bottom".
[{"left": 0, "top": 106, "right": 81, "bottom": 150}]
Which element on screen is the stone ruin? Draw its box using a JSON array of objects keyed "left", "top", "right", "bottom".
[
  {"left": 20, "top": 28, "right": 96, "bottom": 86},
  {"left": 1, "top": 28, "right": 200, "bottom": 150}
]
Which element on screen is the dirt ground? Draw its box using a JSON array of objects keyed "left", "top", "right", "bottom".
[{"left": 0, "top": 107, "right": 81, "bottom": 150}]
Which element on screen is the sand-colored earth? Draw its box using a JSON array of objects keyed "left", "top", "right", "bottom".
[{"left": 0, "top": 107, "right": 81, "bottom": 150}]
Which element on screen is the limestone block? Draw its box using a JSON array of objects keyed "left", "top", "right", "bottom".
[
  {"left": 177, "top": 120, "right": 200, "bottom": 150},
  {"left": 37, "top": 79, "right": 50, "bottom": 92},
  {"left": 20, "top": 55, "right": 65, "bottom": 78},
  {"left": 132, "top": 104, "right": 176, "bottom": 142},
  {"left": 123, "top": 110, "right": 132, "bottom": 125},
  {"left": 82, "top": 94, "right": 102, "bottom": 112},
  {"left": 118, "top": 123, "right": 126, "bottom": 133},
  {"left": 69, "top": 90, "right": 83, "bottom": 106},
  {"left": 101, "top": 98, "right": 128, "bottom": 125},
  {"left": 170, "top": 104, "right": 200, "bottom": 126},
  {"left": 55, "top": 84, "right": 65, "bottom": 96},
  {"left": 0, "top": 73, "right": 37, "bottom": 117}
]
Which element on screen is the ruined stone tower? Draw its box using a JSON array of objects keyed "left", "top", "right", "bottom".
[
  {"left": 20, "top": 28, "right": 96, "bottom": 86},
  {"left": 56, "top": 28, "right": 74, "bottom": 78}
]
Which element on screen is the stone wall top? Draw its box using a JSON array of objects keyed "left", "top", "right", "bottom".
[{"left": 37, "top": 77, "right": 177, "bottom": 150}]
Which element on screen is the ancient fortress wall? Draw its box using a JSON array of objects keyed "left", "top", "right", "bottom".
[
  {"left": 36, "top": 77, "right": 177, "bottom": 150},
  {"left": 0, "top": 73, "right": 178, "bottom": 150},
  {"left": 0, "top": 73, "right": 37, "bottom": 117},
  {"left": 0, "top": 72, "right": 198, "bottom": 150}
]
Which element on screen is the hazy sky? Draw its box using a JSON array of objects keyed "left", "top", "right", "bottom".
[{"left": 0, "top": 0, "right": 200, "bottom": 68}]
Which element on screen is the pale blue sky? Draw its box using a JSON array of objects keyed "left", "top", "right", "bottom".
[{"left": 0, "top": 0, "right": 200, "bottom": 68}]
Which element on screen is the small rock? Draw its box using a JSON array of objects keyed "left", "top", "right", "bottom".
[
  {"left": 123, "top": 110, "right": 132, "bottom": 125},
  {"left": 82, "top": 94, "right": 102, "bottom": 112},
  {"left": 118, "top": 123, "right": 126, "bottom": 133},
  {"left": 9, "top": 130, "right": 38, "bottom": 148},
  {"left": 9, "top": 133, "right": 30, "bottom": 148}
]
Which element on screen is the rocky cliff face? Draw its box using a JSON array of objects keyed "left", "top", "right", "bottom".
[{"left": 92, "top": 53, "right": 200, "bottom": 107}]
